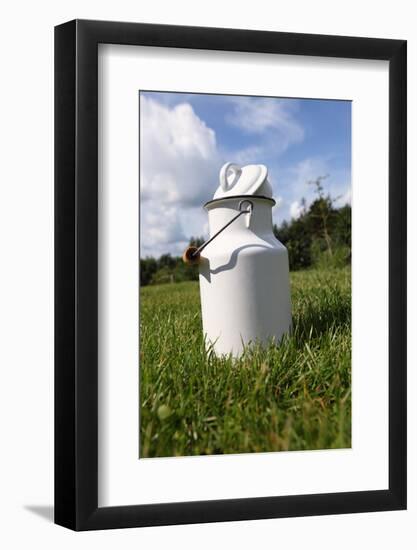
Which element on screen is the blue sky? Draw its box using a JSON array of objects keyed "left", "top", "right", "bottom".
[{"left": 140, "top": 91, "right": 351, "bottom": 258}]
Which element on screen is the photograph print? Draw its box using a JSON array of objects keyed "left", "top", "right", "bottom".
[{"left": 139, "top": 91, "right": 351, "bottom": 459}]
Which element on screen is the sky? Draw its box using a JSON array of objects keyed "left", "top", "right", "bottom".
[{"left": 139, "top": 91, "right": 351, "bottom": 258}]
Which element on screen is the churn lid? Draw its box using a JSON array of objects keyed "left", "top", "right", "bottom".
[{"left": 213, "top": 162, "right": 273, "bottom": 200}]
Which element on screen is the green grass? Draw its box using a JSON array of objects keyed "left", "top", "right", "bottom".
[{"left": 140, "top": 267, "right": 351, "bottom": 458}]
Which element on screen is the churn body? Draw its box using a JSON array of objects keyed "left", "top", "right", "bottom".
[{"left": 199, "top": 194, "right": 292, "bottom": 357}]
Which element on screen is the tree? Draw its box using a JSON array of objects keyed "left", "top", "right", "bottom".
[
  {"left": 189, "top": 236, "right": 205, "bottom": 248},
  {"left": 140, "top": 237, "right": 206, "bottom": 286},
  {"left": 307, "top": 175, "right": 338, "bottom": 256},
  {"left": 274, "top": 216, "right": 312, "bottom": 270},
  {"left": 140, "top": 257, "right": 158, "bottom": 286},
  {"left": 158, "top": 253, "right": 176, "bottom": 269},
  {"left": 274, "top": 176, "right": 351, "bottom": 271}
]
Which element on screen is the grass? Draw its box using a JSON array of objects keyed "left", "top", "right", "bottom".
[{"left": 139, "top": 267, "right": 351, "bottom": 458}]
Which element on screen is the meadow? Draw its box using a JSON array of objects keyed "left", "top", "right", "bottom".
[{"left": 139, "top": 267, "right": 351, "bottom": 458}]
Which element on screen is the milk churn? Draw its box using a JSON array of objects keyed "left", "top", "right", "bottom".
[{"left": 183, "top": 162, "right": 292, "bottom": 357}]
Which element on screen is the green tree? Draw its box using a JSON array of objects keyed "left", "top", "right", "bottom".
[
  {"left": 274, "top": 176, "right": 351, "bottom": 271},
  {"left": 140, "top": 257, "right": 158, "bottom": 286},
  {"left": 140, "top": 237, "right": 206, "bottom": 286}
]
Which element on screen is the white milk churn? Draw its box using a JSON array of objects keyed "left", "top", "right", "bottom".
[{"left": 183, "top": 162, "right": 292, "bottom": 357}]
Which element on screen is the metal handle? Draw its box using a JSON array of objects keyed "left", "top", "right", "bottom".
[{"left": 183, "top": 200, "right": 253, "bottom": 265}]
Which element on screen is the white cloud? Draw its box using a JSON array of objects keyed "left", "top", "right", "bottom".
[
  {"left": 334, "top": 188, "right": 352, "bottom": 207},
  {"left": 291, "top": 157, "right": 329, "bottom": 190},
  {"left": 226, "top": 97, "right": 304, "bottom": 152},
  {"left": 140, "top": 202, "right": 187, "bottom": 258},
  {"left": 275, "top": 157, "right": 351, "bottom": 223},
  {"left": 140, "top": 96, "right": 222, "bottom": 256},
  {"left": 289, "top": 200, "right": 305, "bottom": 220},
  {"left": 231, "top": 145, "right": 266, "bottom": 165},
  {"left": 140, "top": 96, "right": 221, "bottom": 207}
]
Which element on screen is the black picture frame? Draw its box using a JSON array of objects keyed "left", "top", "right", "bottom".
[{"left": 55, "top": 19, "right": 407, "bottom": 531}]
